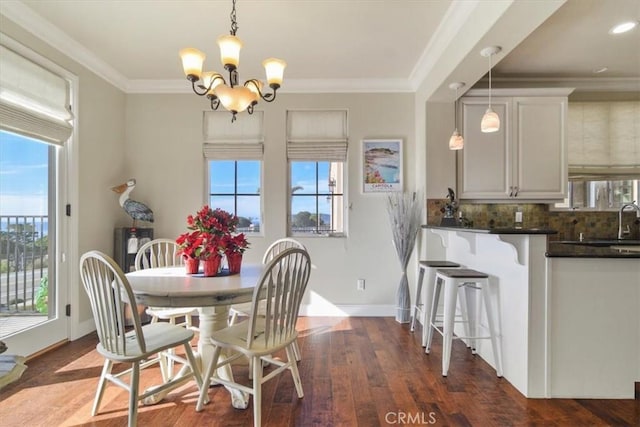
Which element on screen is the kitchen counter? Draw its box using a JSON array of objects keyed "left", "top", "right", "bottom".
[
  {"left": 423, "top": 224, "right": 557, "bottom": 235},
  {"left": 423, "top": 227, "right": 640, "bottom": 398},
  {"left": 547, "top": 242, "right": 640, "bottom": 258}
]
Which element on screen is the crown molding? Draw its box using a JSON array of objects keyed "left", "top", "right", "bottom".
[
  {"left": 489, "top": 77, "right": 640, "bottom": 92},
  {"left": 126, "top": 78, "right": 414, "bottom": 94}
]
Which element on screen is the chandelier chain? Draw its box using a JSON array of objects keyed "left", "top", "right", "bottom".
[{"left": 230, "top": 0, "right": 238, "bottom": 36}]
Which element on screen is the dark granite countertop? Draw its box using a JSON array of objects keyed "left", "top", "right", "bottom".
[
  {"left": 546, "top": 242, "right": 640, "bottom": 258},
  {"left": 422, "top": 224, "right": 557, "bottom": 235}
]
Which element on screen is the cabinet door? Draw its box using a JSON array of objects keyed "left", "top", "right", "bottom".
[
  {"left": 458, "top": 97, "right": 511, "bottom": 199},
  {"left": 513, "top": 97, "right": 567, "bottom": 199}
]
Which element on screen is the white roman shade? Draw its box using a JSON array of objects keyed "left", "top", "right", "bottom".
[
  {"left": 286, "top": 110, "right": 348, "bottom": 161},
  {"left": 0, "top": 44, "right": 73, "bottom": 145},
  {"left": 203, "top": 110, "right": 264, "bottom": 159},
  {"left": 568, "top": 101, "right": 640, "bottom": 177}
]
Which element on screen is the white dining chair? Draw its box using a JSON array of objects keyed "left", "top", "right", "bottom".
[
  {"left": 228, "top": 238, "right": 306, "bottom": 362},
  {"left": 134, "top": 238, "right": 198, "bottom": 330},
  {"left": 196, "top": 247, "right": 311, "bottom": 427},
  {"left": 79, "top": 250, "right": 203, "bottom": 427},
  {"left": 134, "top": 238, "right": 199, "bottom": 378}
]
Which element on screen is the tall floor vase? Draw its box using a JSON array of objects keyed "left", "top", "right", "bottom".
[
  {"left": 386, "top": 191, "right": 423, "bottom": 324},
  {"left": 396, "top": 271, "right": 411, "bottom": 323}
]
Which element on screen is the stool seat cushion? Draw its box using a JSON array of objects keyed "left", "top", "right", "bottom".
[
  {"left": 419, "top": 261, "right": 461, "bottom": 268},
  {"left": 437, "top": 268, "right": 489, "bottom": 279}
]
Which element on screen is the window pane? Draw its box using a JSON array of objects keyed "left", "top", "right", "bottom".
[
  {"left": 210, "top": 160, "right": 235, "bottom": 194},
  {"left": 209, "top": 195, "right": 234, "bottom": 213},
  {"left": 291, "top": 196, "right": 319, "bottom": 234},
  {"left": 290, "top": 160, "right": 345, "bottom": 235},
  {"left": 291, "top": 161, "right": 316, "bottom": 194},
  {"left": 236, "top": 196, "right": 260, "bottom": 232},
  {"left": 209, "top": 160, "right": 262, "bottom": 234},
  {"left": 317, "top": 161, "right": 330, "bottom": 194},
  {"left": 237, "top": 160, "right": 260, "bottom": 194},
  {"left": 563, "top": 179, "right": 639, "bottom": 210}
]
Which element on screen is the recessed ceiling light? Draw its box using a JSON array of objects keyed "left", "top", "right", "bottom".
[
  {"left": 609, "top": 21, "right": 638, "bottom": 34},
  {"left": 593, "top": 67, "right": 608, "bottom": 74}
]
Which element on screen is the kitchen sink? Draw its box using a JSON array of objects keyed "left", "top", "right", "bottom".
[{"left": 557, "top": 239, "right": 640, "bottom": 247}]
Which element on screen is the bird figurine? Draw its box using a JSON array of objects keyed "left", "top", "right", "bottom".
[{"left": 111, "top": 178, "right": 154, "bottom": 227}]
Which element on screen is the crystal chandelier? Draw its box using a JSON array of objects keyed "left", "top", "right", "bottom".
[{"left": 179, "top": 0, "right": 286, "bottom": 122}]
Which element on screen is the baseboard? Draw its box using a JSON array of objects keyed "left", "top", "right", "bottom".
[
  {"left": 299, "top": 303, "right": 395, "bottom": 317},
  {"left": 72, "top": 318, "right": 97, "bottom": 340}
]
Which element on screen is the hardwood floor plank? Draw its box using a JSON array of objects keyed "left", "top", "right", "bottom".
[{"left": 1, "top": 317, "right": 638, "bottom": 426}]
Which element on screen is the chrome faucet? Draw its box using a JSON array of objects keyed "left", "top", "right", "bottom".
[{"left": 618, "top": 201, "right": 640, "bottom": 239}]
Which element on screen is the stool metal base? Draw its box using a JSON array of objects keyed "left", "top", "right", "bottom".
[
  {"left": 426, "top": 269, "right": 503, "bottom": 378},
  {"left": 410, "top": 261, "right": 461, "bottom": 348}
]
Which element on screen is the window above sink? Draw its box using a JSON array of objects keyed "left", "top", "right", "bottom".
[{"left": 554, "top": 178, "right": 638, "bottom": 211}]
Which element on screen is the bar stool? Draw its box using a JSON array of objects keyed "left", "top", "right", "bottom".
[
  {"left": 425, "top": 268, "right": 503, "bottom": 378},
  {"left": 410, "top": 260, "right": 461, "bottom": 347}
]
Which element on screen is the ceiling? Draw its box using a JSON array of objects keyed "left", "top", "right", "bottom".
[{"left": 1, "top": 0, "right": 639, "bottom": 98}]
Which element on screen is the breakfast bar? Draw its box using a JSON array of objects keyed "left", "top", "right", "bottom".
[{"left": 423, "top": 225, "right": 640, "bottom": 399}]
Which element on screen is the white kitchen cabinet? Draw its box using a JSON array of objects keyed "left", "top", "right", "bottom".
[{"left": 457, "top": 89, "right": 571, "bottom": 201}]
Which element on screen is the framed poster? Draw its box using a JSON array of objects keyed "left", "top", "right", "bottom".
[{"left": 362, "top": 139, "right": 403, "bottom": 193}]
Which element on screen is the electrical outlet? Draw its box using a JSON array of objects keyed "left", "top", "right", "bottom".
[
  {"left": 357, "top": 279, "right": 365, "bottom": 290},
  {"left": 515, "top": 211, "right": 523, "bottom": 222}
]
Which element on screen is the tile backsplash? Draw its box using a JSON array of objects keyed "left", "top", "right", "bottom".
[{"left": 426, "top": 199, "right": 640, "bottom": 241}]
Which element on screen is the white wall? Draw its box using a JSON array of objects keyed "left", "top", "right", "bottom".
[{"left": 124, "top": 92, "right": 418, "bottom": 314}]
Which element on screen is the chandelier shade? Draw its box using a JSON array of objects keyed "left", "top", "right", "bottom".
[
  {"left": 179, "top": 0, "right": 286, "bottom": 121},
  {"left": 480, "top": 46, "right": 501, "bottom": 133},
  {"left": 179, "top": 48, "right": 206, "bottom": 80},
  {"left": 217, "top": 35, "right": 242, "bottom": 69}
]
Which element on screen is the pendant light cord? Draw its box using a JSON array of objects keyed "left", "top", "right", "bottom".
[
  {"left": 454, "top": 86, "right": 458, "bottom": 127},
  {"left": 488, "top": 53, "right": 492, "bottom": 109}
]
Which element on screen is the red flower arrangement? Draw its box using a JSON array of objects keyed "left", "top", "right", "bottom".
[
  {"left": 176, "top": 206, "right": 249, "bottom": 275},
  {"left": 186, "top": 206, "right": 238, "bottom": 236}
]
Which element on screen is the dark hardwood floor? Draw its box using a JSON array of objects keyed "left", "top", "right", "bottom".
[{"left": 0, "top": 317, "right": 638, "bottom": 426}]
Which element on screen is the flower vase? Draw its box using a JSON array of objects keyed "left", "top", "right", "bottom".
[
  {"left": 184, "top": 257, "right": 200, "bottom": 275},
  {"left": 226, "top": 251, "right": 243, "bottom": 274},
  {"left": 202, "top": 255, "right": 222, "bottom": 277}
]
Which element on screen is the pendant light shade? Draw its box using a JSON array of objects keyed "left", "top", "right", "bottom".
[
  {"left": 480, "top": 46, "right": 501, "bottom": 133},
  {"left": 481, "top": 107, "right": 500, "bottom": 133},
  {"left": 449, "top": 130, "right": 464, "bottom": 150},
  {"left": 449, "top": 82, "right": 465, "bottom": 150}
]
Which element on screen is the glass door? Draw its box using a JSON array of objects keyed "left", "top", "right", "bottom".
[{"left": 0, "top": 130, "right": 68, "bottom": 357}]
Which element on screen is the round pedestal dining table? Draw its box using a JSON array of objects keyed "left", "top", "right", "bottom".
[{"left": 125, "top": 263, "right": 265, "bottom": 409}]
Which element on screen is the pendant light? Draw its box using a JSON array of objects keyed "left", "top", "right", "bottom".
[
  {"left": 480, "top": 46, "right": 501, "bottom": 133},
  {"left": 449, "top": 82, "right": 465, "bottom": 150}
]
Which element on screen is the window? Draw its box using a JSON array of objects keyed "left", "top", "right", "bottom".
[
  {"left": 203, "top": 111, "right": 263, "bottom": 233},
  {"left": 209, "top": 160, "right": 261, "bottom": 233},
  {"left": 287, "top": 110, "right": 348, "bottom": 236},
  {"left": 0, "top": 36, "right": 74, "bottom": 356},
  {"left": 560, "top": 178, "right": 639, "bottom": 210},
  {"left": 290, "top": 161, "right": 344, "bottom": 234}
]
